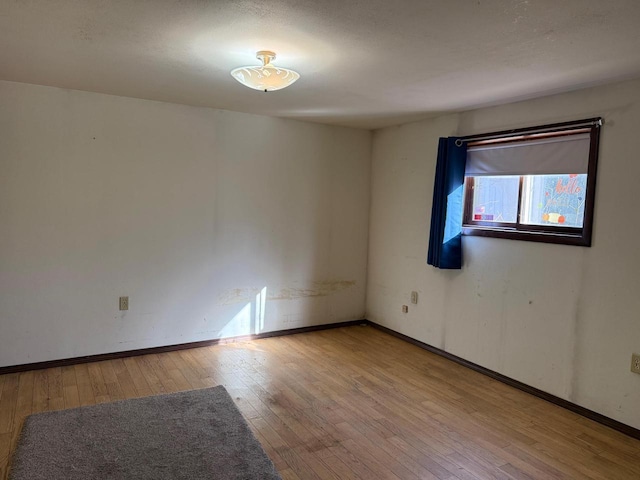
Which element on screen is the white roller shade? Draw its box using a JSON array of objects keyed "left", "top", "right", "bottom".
[{"left": 465, "top": 133, "right": 591, "bottom": 176}]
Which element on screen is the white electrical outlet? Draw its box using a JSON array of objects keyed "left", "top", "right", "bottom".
[
  {"left": 402, "top": 305, "right": 408, "bottom": 313},
  {"left": 119, "top": 296, "right": 129, "bottom": 311},
  {"left": 631, "top": 353, "right": 640, "bottom": 375},
  {"left": 411, "top": 291, "right": 418, "bottom": 304}
]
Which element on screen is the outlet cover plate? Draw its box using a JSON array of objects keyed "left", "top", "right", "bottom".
[
  {"left": 119, "top": 296, "right": 129, "bottom": 311},
  {"left": 632, "top": 353, "right": 640, "bottom": 374}
]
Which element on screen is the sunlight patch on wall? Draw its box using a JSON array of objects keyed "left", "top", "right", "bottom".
[
  {"left": 218, "top": 302, "right": 252, "bottom": 338},
  {"left": 255, "top": 286, "right": 266, "bottom": 334},
  {"left": 217, "top": 286, "right": 268, "bottom": 338}
]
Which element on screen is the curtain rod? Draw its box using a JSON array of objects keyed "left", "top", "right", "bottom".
[{"left": 457, "top": 117, "right": 602, "bottom": 146}]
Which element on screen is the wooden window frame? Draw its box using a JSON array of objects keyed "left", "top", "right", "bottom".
[{"left": 462, "top": 118, "right": 601, "bottom": 247}]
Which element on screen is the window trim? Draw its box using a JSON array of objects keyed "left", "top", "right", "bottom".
[{"left": 462, "top": 118, "right": 601, "bottom": 247}]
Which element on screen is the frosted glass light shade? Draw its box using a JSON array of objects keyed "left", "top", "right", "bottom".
[{"left": 231, "top": 51, "right": 300, "bottom": 92}]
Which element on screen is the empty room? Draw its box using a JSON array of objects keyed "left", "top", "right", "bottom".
[{"left": 1, "top": 1, "right": 639, "bottom": 479}]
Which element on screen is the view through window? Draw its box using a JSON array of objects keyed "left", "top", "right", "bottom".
[{"left": 462, "top": 118, "right": 601, "bottom": 246}]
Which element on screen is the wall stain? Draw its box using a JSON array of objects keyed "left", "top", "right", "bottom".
[
  {"left": 218, "top": 288, "right": 258, "bottom": 306},
  {"left": 217, "top": 280, "right": 356, "bottom": 306}
]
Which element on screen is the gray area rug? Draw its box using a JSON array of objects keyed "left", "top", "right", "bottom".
[{"left": 9, "top": 385, "right": 281, "bottom": 480}]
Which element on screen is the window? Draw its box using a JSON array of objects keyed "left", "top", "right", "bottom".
[{"left": 462, "top": 118, "right": 601, "bottom": 246}]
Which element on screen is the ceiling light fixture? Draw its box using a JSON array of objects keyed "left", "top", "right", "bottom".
[{"left": 230, "top": 51, "right": 300, "bottom": 92}]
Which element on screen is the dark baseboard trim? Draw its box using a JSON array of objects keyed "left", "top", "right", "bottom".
[
  {"left": 2, "top": 318, "right": 637, "bottom": 441},
  {"left": 367, "top": 320, "right": 640, "bottom": 441},
  {"left": 0, "top": 319, "right": 366, "bottom": 376}
]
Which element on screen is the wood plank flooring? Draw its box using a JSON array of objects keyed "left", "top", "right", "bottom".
[{"left": 0, "top": 325, "right": 639, "bottom": 479}]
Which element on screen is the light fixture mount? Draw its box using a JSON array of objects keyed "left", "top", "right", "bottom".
[
  {"left": 256, "top": 50, "right": 276, "bottom": 65},
  {"left": 231, "top": 50, "right": 300, "bottom": 92}
]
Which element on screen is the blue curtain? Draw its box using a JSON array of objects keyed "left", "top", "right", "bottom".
[{"left": 427, "top": 137, "right": 467, "bottom": 269}]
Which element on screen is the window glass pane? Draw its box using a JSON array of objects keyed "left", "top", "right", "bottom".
[
  {"left": 521, "top": 174, "right": 587, "bottom": 228},
  {"left": 470, "top": 175, "right": 519, "bottom": 223}
]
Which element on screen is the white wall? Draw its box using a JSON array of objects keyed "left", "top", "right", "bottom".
[
  {"left": 0, "top": 80, "right": 371, "bottom": 367},
  {"left": 367, "top": 78, "right": 640, "bottom": 429}
]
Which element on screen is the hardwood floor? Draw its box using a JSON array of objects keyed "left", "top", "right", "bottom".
[{"left": 0, "top": 325, "right": 639, "bottom": 479}]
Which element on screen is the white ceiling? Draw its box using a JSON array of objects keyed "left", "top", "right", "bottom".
[{"left": 2, "top": 0, "right": 640, "bottom": 129}]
